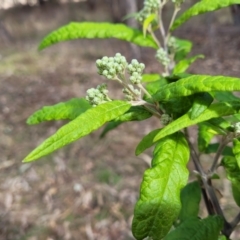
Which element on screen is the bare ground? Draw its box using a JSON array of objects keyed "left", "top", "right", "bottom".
[{"left": 0, "top": 2, "right": 240, "bottom": 239}]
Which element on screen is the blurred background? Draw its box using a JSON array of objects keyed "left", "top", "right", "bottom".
[{"left": 0, "top": 0, "right": 240, "bottom": 239}]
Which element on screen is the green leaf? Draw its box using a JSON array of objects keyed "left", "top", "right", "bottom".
[
  {"left": 142, "top": 73, "right": 161, "bottom": 83},
  {"left": 173, "top": 55, "right": 204, "bottom": 74},
  {"left": 221, "top": 156, "right": 240, "bottom": 207},
  {"left": 172, "top": 0, "right": 240, "bottom": 30},
  {"left": 132, "top": 132, "right": 190, "bottom": 240},
  {"left": 174, "top": 38, "right": 193, "bottom": 62},
  {"left": 205, "top": 143, "right": 233, "bottom": 156},
  {"left": 100, "top": 106, "right": 152, "bottom": 138},
  {"left": 218, "top": 235, "right": 228, "bottom": 240},
  {"left": 143, "top": 13, "right": 156, "bottom": 37},
  {"left": 135, "top": 128, "right": 161, "bottom": 156},
  {"left": 154, "top": 101, "right": 240, "bottom": 143},
  {"left": 39, "top": 22, "right": 157, "bottom": 50},
  {"left": 27, "top": 98, "right": 91, "bottom": 125},
  {"left": 189, "top": 93, "right": 213, "bottom": 120},
  {"left": 212, "top": 91, "right": 240, "bottom": 102},
  {"left": 198, "top": 123, "right": 216, "bottom": 152},
  {"left": 164, "top": 216, "right": 223, "bottom": 240},
  {"left": 178, "top": 181, "right": 201, "bottom": 223},
  {"left": 23, "top": 101, "right": 131, "bottom": 162},
  {"left": 145, "top": 78, "right": 169, "bottom": 95},
  {"left": 233, "top": 138, "right": 240, "bottom": 168},
  {"left": 153, "top": 75, "right": 240, "bottom": 102},
  {"left": 162, "top": 96, "right": 194, "bottom": 119}
]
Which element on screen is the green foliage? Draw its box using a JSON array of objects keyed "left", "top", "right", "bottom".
[
  {"left": 27, "top": 98, "right": 91, "bottom": 124},
  {"left": 188, "top": 92, "right": 213, "bottom": 120},
  {"left": 38, "top": 22, "right": 157, "bottom": 50},
  {"left": 172, "top": 0, "right": 240, "bottom": 30},
  {"left": 164, "top": 216, "right": 223, "bottom": 240},
  {"left": 100, "top": 106, "right": 152, "bottom": 138},
  {"left": 173, "top": 54, "right": 204, "bottom": 74},
  {"left": 153, "top": 75, "right": 240, "bottom": 101},
  {"left": 23, "top": 0, "right": 240, "bottom": 238},
  {"left": 132, "top": 132, "right": 189, "bottom": 240},
  {"left": 154, "top": 101, "right": 240, "bottom": 143},
  {"left": 178, "top": 181, "right": 201, "bottom": 223},
  {"left": 221, "top": 156, "right": 240, "bottom": 207},
  {"left": 23, "top": 101, "right": 131, "bottom": 162}
]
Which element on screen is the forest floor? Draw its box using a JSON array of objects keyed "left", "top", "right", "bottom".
[{"left": 0, "top": 1, "right": 240, "bottom": 239}]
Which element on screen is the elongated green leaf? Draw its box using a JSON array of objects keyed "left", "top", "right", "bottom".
[
  {"left": 189, "top": 93, "right": 213, "bottom": 120},
  {"left": 221, "top": 156, "right": 240, "bottom": 207},
  {"left": 198, "top": 123, "right": 216, "bottom": 152},
  {"left": 164, "top": 216, "right": 223, "bottom": 240},
  {"left": 135, "top": 128, "right": 161, "bottom": 156},
  {"left": 173, "top": 55, "right": 204, "bottom": 74},
  {"left": 174, "top": 38, "right": 192, "bottom": 62},
  {"left": 27, "top": 98, "right": 91, "bottom": 125},
  {"left": 153, "top": 75, "right": 240, "bottom": 102},
  {"left": 207, "top": 118, "right": 232, "bottom": 133},
  {"left": 39, "top": 22, "right": 157, "bottom": 50},
  {"left": 154, "top": 101, "right": 240, "bottom": 143},
  {"left": 143, "top": 13, "right": 156, "bottom": 37},
  {"left": 100, "top": 106, "right": 152, "bottom": 138},
  {"left": 172, "top": 0, "right": 240, "bottom": 30},
  {"left": 23, "top": 101, "right": 131, "bottom": 162},
  {"left": 178, "top": 181, "right": 201, "bottom": 223},
  {"left": 132, "top": 132, "right": 190, "bottom": 240},
  {"left": 142, "top": 73, "right": 161, "bottom": 83},
  {"left": 233, "top": 139, "right": 240, "bottom": 168}
]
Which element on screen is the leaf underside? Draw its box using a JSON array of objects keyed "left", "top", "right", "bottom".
[{"left": 39, "top": 22, "right": 158, "bottom": 50}]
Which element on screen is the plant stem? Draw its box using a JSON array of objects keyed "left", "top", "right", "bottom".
[
  {"left": 165, "top": 6, "right": 180, "bottom": 44},
  {"left": 158, "top": 0, "right": 167, "bottom": 46},
  {"left": 210, "top": 136, "right": 231, "bottom": 173},
  {"left": 137, "top": 83, "right": 152, "bottom": 99},
  {"left": 149, "top": 26, "right": 161, "bottom": 48}
]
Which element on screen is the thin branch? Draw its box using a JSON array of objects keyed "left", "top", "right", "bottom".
[
  {"left": 165, "top": 6, "right": 180, "bottom": 44},
  {"left": 158, "top": 0, "right": 167, "bottom": 46},
  {"left": 210, "top": 136, "right": 231, "bottom": 173},
  {"left": 148, "top": 26, "right": 161, "bottom": 48},
  {"left": 137, "top": 83, "right": 152, "bottom": 100},
  {"left": 184, "top": 128, "right": 205, "bottom": 175},
  {"left": 230, "top": 212, "right": 240, "bottom": 233}
]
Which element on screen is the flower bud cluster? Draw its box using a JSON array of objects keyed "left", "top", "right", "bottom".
[
  {"left": 234, "top": 122, "right": 240, "bottom": 134},
  {"left": 172, "top": 0, "right": 185, "bottom": 7},
  {"left": 167, "top": 36, "right": 178, "bottom": 55},
  {"left": 127, "top": 59, "right": 145, "bottom": 84},
  {"left": 160, "top": 113, "right": 172, "bottom": 125},
  {"left": 155, "top": 48, "right": 170, "bottom": 66},
  {"left": 86, "top": 83, "right": 110, "bottom": 107},
  {"left": 136, "top": 0, "right": 160, "bottom": 22},
  {"left": 122, "top": 85, "right": 141, "bottom": 101},
  {"left": 96, "top": 53, "right": 127, "bottom": 79}
]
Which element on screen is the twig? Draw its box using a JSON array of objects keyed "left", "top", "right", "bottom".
[
  {"left": 210, "top": 136, "right": 231, "bottom": 173},
  {"left": 165, "top": 6, "right": 180, "bottom": 44}
]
